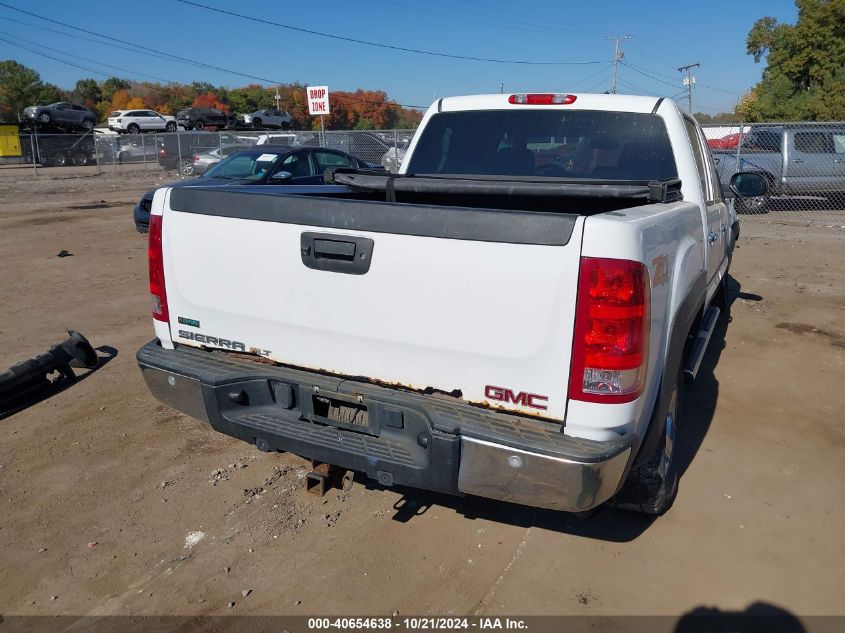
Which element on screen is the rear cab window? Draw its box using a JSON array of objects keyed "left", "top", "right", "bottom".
[{"left": 406, "top": 109, "right": 678, "bottom": 181}]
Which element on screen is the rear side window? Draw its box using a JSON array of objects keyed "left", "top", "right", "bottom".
[
  {"left": 406, "top": 109, "right": 677, "bottom": 181},
  {"left": 794, "top": 131, "right": 834, "bottom": 154}
]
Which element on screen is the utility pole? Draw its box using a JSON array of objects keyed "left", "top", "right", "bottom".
[
  {"left": 274, "top": 85, "right": 282, "bottom": 110},
  {"left": 678, "top": 63, "right": 700, "bottom": 113},
  {"left": 605, "top": 35, "right": 631, "bottom": 94},
  {"left": 499, "top": 82, "right": 504, "bottom": 94}
]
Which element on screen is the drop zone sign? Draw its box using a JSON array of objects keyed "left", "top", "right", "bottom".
[{"left": 307, "top": 86, "right": 330, "bottom": 115}]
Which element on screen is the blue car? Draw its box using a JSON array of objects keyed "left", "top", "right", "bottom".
[{"left": 134, "top": 145, "right": 371, "bottom": 232}]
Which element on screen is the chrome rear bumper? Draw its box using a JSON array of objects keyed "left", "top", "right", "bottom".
[{"left": 138, "top": 339, "right": 633, "bottom": 512}]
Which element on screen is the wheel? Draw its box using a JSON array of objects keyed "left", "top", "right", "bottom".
[
  {"left": 118, "top": 151, "right": 130, "bottom": 164},
  {"left": 71, "top": 152, "right": 87, "bottom": 166},
  {"left": 281, "top": 122, "right": 290, "bottom": 131},
  {"left": 165, "top": 122, "right": 177, "bottom": 133},
  {"left": 179, "top": 159, "right": 193, "bottom": 175},
  {"left": 252, "top": 118, "right": 262, "bottom": 129},
  {"left": 81, "top": 119, "right": 95, "bottom": 130},
  {"left": 38, "top": 112, "right": 51, "bottom": 124},
  {"left": 127, "top": 123, "right": 141, "bottom": 134},
  {"left": 194, "top": 119, "right": 205, "bottom": 130},
  {"left": 612, "top": 368, "right": 682, "bottom": 515}
]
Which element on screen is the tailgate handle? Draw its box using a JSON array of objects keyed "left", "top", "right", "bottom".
[{"left": 301, "top": 231, "right": 374, "bottom": 275}]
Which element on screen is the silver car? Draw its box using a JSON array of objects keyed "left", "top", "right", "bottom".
[
  {"left": 239, "top": 109, "right": 293, "bottom": 130},
  {"left": 191, "top": 144, "right": 254, "bottom": 175},
  {"left": 23, "top": 102, "right": 97, "bottom": 130}
]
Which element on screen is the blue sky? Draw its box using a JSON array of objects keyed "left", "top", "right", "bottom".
[{"left": 0, "top": 0, "right": 798, "bottom": 113}]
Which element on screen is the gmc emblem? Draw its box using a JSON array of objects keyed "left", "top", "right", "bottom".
[{"left": 484, "top": 385, "right": 549, "bottom": 411}]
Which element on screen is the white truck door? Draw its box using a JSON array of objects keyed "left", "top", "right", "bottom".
[{"left": 684, "top": 116, "right": 727, "bottom": 289}]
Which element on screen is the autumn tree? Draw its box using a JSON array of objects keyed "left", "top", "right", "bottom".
[
  {"left": 192, "top": 91, "right": 228, "bottom": 111},
  {"left": 101, "top": 77, "right": 131, "bottom": 103},
  {"left": 73, "top": 78, "right": 101, "bottom": 107}
]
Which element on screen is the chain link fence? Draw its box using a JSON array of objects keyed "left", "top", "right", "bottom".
[
  {"left": 10, "top": 124, "right": 845, "bottom": 228},
  {"left": 8, "top": 128, "right": 416, "bottom": 176},
  {"left": 702, "top": 122, "right": 845, "bottom": 227}
]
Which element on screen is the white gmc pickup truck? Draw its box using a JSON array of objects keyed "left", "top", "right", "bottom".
[{"left": 137, "top": 93, "right": 766, "bottom": 515}]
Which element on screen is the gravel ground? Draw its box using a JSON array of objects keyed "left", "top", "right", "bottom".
[{"left": 0, "top": 174, "right": 843, "bottom": 622}]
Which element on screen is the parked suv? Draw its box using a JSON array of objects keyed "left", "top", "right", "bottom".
[
  {"left": 22, "top": 102, "right": 97, "bottom": 130},
  {"left": 175, "top": 107, "right": 230, "bottom": 130},
  {"left": 239, "top": 109, "right": 293, "bottom": 130},
  {"left": 108, "top": 110, "right": 178, "bottom": 134}
]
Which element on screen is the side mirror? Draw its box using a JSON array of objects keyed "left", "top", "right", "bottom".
[
  {"left": 730, "top": 172, "right": 768, "bottom": 197},
  {"left": 270, "top": 171, "right": 293, "bottom": 181}
]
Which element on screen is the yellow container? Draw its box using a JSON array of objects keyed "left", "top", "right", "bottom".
[{"left": 0, "top": 125, "right": 22, "bottom": 157}]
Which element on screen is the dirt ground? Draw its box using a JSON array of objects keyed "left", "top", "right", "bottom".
[{"left": 0, "top": 172, "right": 843, "bottom": 621}]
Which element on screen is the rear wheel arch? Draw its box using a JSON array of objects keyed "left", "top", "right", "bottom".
[{"left": 632, "top": 272, "right": 705, "bottom": 470}]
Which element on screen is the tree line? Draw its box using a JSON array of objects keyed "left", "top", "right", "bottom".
[
  {"left": 737, "top": 0, "right": 845, "bottom": 121},
  {"left": 0, "top": 61, "right": 423, "bottom": 130}
]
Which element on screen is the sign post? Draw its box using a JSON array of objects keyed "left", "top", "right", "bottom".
[{"left": 306, "top": 85, "right": 330, "bottom": 146}]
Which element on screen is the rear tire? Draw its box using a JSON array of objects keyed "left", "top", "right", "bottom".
[
  {"left": 71, "top": 152, "right": 87, "bottom": 166},
  {"left": 612, "top": 368, "right": 682, "bottom": 515},
  {"left": 118, "top": 151, "right": 130, "bottom": 164},
  {"left": 179, "top": 159, "right": 193, "bottom": 175},
  {"left": 81, "top": 119, "right": 95, "bottom": 131},
  {"left": 194, "top": 119, "right": 205, "bottom": 130},
  {"left": 165, "top": 122, "right": 177, "bottom": 133},
  {"left": 252, "top": 118, "right": 262, "bottom": 129},
  {"left": 127, "top": 123, "right": 141, "bottom": 134}
]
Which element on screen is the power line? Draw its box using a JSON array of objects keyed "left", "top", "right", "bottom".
[
  {"left": 620, "top": 61, "right": 680, "bottom": 88},
  {"left": 566, "top": 64, "right": 612, "bottom": 90},
  {"left": 623, "top": 55, "right": 742, "bottom": 96},
  {"left": 380, "top": 0, "right": 566, "bottom": 37},
  {"left": 443, "top": 0, "right": 612, "bottom": 36},
  {"left": 175, "top": 0, "right": 610, "bottom": 65},
  {"left": 0, "top": 5, "right": 427, "bottom": 110},
  {"left": 414, "top": 0, "right": 605, "bottom": 37},
  {"left": 0, "top": 30, "right": 176, "bottom": 84},
  {"left": 0, "top": 1, "right": 282, "bottom": 84},
  {"left": 0, "top": 34, "right": 160, "bottom": 86},
  {"left": 616, "top": 77, "right": 651, "bottom": 95}
]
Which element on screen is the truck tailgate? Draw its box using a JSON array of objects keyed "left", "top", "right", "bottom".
[{"left": 160, "top": 188, "right": 583, "bottom": 420}]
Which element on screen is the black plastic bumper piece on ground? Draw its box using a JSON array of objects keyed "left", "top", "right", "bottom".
[{"left": 1, "top": 330, "right": 98, "bottom": 411}]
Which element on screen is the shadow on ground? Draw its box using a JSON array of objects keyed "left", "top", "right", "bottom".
[{"left": 675, "top": 601, "right": 807, "bottom": 633}]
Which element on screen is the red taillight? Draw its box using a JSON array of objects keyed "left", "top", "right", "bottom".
[
  {"left": 192, "top": 155, "right": 200, "bottom": 162},
  {"left": 568, "top": 257, "right": 649, "bottom": 404},
  {"left": 148, "top": 213, "right": 169, "bottom": 322},
  {"left": 508, "top": 93, "right": 576, "bottom": 105},
  {"left": 159, "top": 148, "right": 166, "bottom": 156}
]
